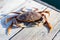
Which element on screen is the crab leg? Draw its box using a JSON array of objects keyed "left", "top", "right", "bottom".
[
  {"left": 20, "top": 7, "right": 26, "bottom": 12},
  {"left": 33, "top": 7, "right": 38, "bottom": 12},
  {"left": 7, "top": 18, "right": 18, "bottom": 35},
  {"left": 11, "top": 12, "right": 21, "bottom": 14},
  {"left": 42, "top": 14, "right": 53, "bottom": 32},
  {"left": 13, "top": 18, "right": 22, "bottom": 27},
  {"left": 43, "top": 11, "right": 50, "bottom": 16},
  {"left": 14, "top": 19, "right": 21, "bottom": 27},
  {"left": 7, "top": 18, "right": 17, "bottom": 35},
  {"left": 38, "top": 8, "right": 50, "bottom": 16},
  {"left": 11, "top": 7, "right": 26, "bottom": 14},
  {"left": 44, "top": 21, "right": 53, "bottom": 32},
  {"left": 7, "top": 21, "right": 13, "bottom": 35}
]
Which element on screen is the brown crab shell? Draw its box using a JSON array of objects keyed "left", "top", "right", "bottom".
[{"left": 16, "top": 12, "right": 42, "bottom": 22}]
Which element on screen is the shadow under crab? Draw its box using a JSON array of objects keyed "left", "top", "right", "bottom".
[{"left": 5, "top": 7, "right": 53, "bottom": 34}]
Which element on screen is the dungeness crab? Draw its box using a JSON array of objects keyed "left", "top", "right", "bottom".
[{"left": 5, "top": 7, "right": 53, "bottom": 34}]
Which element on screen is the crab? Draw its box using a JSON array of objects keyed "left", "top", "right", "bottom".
[{"left": 5, "top": 7, "right": 53, "bottom": 34}]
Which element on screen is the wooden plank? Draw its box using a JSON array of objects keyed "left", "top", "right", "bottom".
[
  {"left": 53, "top": 30, "right": 60, "bottom": 40},
  {"left": 42, "top": 21, "right": 60, "bottom": 40},
  {"left": 0, "top": 0, "right": 60, "bottom": 40},
  {"left": 11, "top": 26, "right": 48, "bottom": 40},
  {"left": 0, "top": 0, "right": 27, "bottom": 14}
]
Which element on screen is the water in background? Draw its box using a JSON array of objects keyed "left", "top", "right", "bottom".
[{"left": 41, "top": 0, "right": 60, "bottom": 10}]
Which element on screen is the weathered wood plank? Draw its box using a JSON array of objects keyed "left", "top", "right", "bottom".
[
  {"left": 42, "top": 21, "right": 60, "bottom": 40},
  {"left": 0, "top": 0, "right": 28, "bottom": 14},
  {"left": 11, "top": 26, "right": 47, "bottom": 40},
  {"left": 53, "top": 30, "right": 60, "bottom": 40}
]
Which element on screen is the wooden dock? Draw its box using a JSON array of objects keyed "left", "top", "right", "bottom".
[{"left": 0, "top": 0, "right": 60, "bottom": 40}]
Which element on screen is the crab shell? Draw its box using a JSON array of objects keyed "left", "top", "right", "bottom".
[{"left": 16, "top": 12, "right": 42, "bottom": 22}]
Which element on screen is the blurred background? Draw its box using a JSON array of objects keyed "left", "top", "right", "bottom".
[
  {"left": 34, "top": 0, "right": 60, "bottom": 12},
  {"left": 40, "top": 0, "right": 60, "bottom": 10}
]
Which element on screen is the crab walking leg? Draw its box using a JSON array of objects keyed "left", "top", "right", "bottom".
[
  {"left": 11, "top": 11, "right": 24, "bottom": 14},
  {"left": 42, "top": 14, "right": 53, "bottom": 32},
  {"left": 14, "top": 20, "right": 21, "bottom": 27},
  {"left": 11, "top": 12, "right": 21, "bottom": 14},
  {"left": 11, "top": 7, "right": 26, "bottom": 14},
  {"left": 7, "top": 18, "right": 17, "bottom": 35},
  {"left": 37, "top": 8, "right": 50, "bottom": 16},
  {"left": 7, "top": 22, "right": 13, "bottom": 35},
  {"left": 20, "top": 7, "right": 26, "bottom": 12},
  {"left": 43, "top": 11, "right": 50, "bottom": 16},
  {"left": 35, "top": 19, "right": 42, "bottom": 26},
  {"left": 38, "top": 10, "right": 50, "bottom": 16},
  {"left": 33, "top": 7, "right": 38, "bottom": 12},
  {"left": 7, "top": 18, "right": 19, "bottom": 35},
  {"left": 13, "top": 18, "right": 23, "bottom": 27},
  {"left": 45, "top": 21, "right": 53, "bottom": 32},
  {"left": 32, "top": 7, "right": 50, "bottom": 16},
  {"left": 35, "top": 22, "right": 40, "bottom": 26}
]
